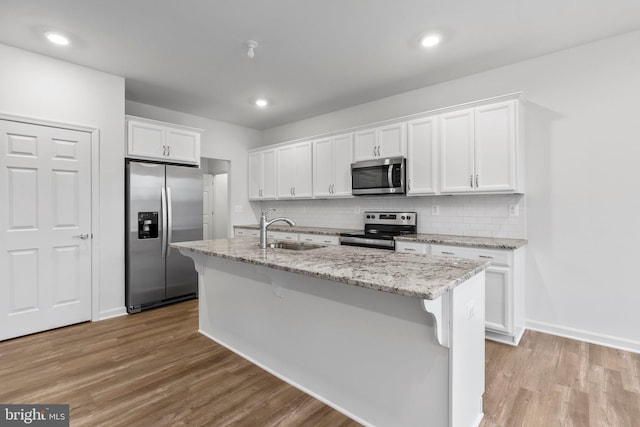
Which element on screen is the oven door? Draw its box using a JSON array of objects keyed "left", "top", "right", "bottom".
[{"left": 351, "top": 157, "right": 405, "bottom": 195}]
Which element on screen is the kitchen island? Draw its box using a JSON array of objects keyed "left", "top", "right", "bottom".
[{"left": 172, "top": 238, "right": 487, "bottom": 427}]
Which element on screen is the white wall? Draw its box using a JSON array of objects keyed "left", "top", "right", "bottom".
[
  {"left": 262, "top": 30, "right": 640, "bottom": 352},
  {"left": 125, "top": 101, "right": 263, "bottom": 236},
  {"left": 0, "top": 43, "right": 126, "bottom": 320}
]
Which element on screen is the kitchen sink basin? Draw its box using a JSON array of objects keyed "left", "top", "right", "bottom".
[{"left": 265, "top": 241, "right": 326, "bottom": 251}]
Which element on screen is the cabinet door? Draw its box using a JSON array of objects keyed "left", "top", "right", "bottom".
[
  {"left": 475, "top": 101, "right": 516, "bottom": 192},
  {"left": 262, "top": 149, "right": 277, "bottom": 199},
  {"left": 407, "top": 117, "right": 438, "bottom": 195},
  {"left": 166, "top": 128, "right": 200, "bottom": 165},
  {"left": 353, "top": 128, "right": 377, "bottom": 161},
  {"left": 248, "top": 151, "right": 262, "bottom": 200},
  {"left": 313, "top": 137, "right": 333, "bottom": 198},
  {"left": 293, "top": 142, "right": 313, "bottom": 198},
  {"left": 332, "top": 133, "right": 353, "bottom": 197},
  {"left": 127, "top": 120, "right": 166, "bottom": 159},
  {"left": 277, "top": 146, "right": 295, "bottom": 198},
  {"left": 485, "top": 265, "right": 512, "bottom": 334},
  {"left": 377, "top": 123, "right": 406, "bottom": 158},
  {"left": 440, "top": 110, "right": 475, "bottom": 193}
]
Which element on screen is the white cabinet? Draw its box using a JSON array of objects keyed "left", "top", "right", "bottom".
[
  {"left": 395, "top": 241, "right": 429, "bottom": 254},
  {"left": 248, "top": 148, "right": 276, "bottom": 200},
  {"left": 353, "top": 123, "right": 406, "bottom": 161},
  {"left": 277, "top": 141, "right": 313, "bottom": 199},
  {"left": 313, "top": 133, "right": 353, "bottom": 198},
  {"left": 234, "top": 228, "right": 259, "bottom": 237},
  {"left": 440, "top": 99, "right": 524, "bottom": 194},
  {"left": 430, "top": 243, "right": 526, "bottom": 346},
  {"left": 126, "top": 116, "right": 201, "bottom": 166},
  {"left": 267, "top": 231, "right": 299, "bottom": 241},
  {"left": 298, "top": 234, "right": 340, "bottom": 245},
  {"left": 407, "top": 116, "right": 438, "bottom": 195}
]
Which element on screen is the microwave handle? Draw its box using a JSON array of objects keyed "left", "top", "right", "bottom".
[{"left": 388, "top": 164, "right": 393, "bottom": 186}]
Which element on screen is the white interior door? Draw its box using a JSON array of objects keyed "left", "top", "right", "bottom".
[
  {"left": 212, "top": 173, "right": 228, "bottom": 238},
  {"left": 0, "top": 119, "right": 92, "bottom": 341},
  {"left": 202, "top": 174, "right": 214, "bottom": 239}
]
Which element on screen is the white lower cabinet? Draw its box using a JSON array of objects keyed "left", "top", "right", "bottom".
[
  {"left": 406, "top": 242, "right": 526, "bottom": 346},
  {"left": 234, "top": 228, "right": 259, "bottom": 237},
  {"left": 298, "top": 234, "right": 340, "bottom": 245}
]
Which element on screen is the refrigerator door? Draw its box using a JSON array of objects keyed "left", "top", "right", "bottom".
[
  {"left": 165, "top": 164, "right": 202, "bottom": 299},
  {"left": 126, "top": 161, "right": 166, "bottom": 310}
]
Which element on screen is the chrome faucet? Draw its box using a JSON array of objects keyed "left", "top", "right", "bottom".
[{"left": 259, "top": 209, "right": 296, "bottom": 249}]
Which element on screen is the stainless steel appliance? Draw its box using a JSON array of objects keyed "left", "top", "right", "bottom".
[
  {"left": 340, "top": 211, "right": 417, "bottom": 250},
  {"left": 125, "top": 160, "right": 202, "bottom": 313},
  {"left": 351, "top": 157, "right": 406, "bottom": 195}
]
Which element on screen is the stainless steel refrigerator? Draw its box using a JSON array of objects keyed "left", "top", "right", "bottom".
[{"left": 125, "top": 160, "right": 202, "bottom": 313}]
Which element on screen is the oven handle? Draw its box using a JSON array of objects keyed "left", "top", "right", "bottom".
[{"left": 339, "top": 236, "right": 395, "bottom": 249}]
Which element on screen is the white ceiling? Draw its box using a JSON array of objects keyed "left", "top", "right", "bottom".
[{"left": 1, "top": 0, "right": 640, "bottom": 130}]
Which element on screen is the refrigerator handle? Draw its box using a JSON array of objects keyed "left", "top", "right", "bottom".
[
  {"left": 167, "top": 187, "right": 173, "bottom": 256},
  {"left": 161, "top": 186, "right": 168, "bottom": 258}
]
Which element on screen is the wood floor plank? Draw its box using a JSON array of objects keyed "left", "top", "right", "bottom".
[{"left": 2, "top": 301, "right": 639, "bottom": 426}]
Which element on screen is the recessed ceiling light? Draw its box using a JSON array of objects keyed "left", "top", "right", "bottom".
[
  {"left": 255, "top": 98, "right": 268, "bottom": 108},
  {"left": 45, "top": 31, "right": 70, "bottom": 46},
  {"left": 420, "top": 34, "right": 441, "bottom": 48}
]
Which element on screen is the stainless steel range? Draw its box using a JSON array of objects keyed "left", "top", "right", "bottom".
[{"left": 340, "top": 211, "right": 417, "bottom": 250}]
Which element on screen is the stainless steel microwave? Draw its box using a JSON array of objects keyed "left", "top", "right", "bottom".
[{"left": 351, "top": 157, "right": 406, "bottom": 195}]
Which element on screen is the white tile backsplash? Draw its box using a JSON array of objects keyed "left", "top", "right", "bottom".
[{"left": 257, "top": 194, "right": 526, "bottom": 239}]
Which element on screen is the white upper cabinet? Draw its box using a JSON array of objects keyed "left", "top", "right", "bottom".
[
  {"left": 248, "top": 148, "right": 276, "bottom": 200},
  {"left": 440, "top": 109, "right": 475, "bottom": 193},
  {"left": 407, "top": 116, "right": 438, "bottom": 195},
  {"left": 353, "top": 123, "right": 406, "bottom": 161},
  {"left": 313, "top": 133, "right": 353, "bottom": 198},
  {"left": 440, "top": 99, "right": 524, "bottom": 194},
  {"left": 277, "top": 141, "right": 313, "bottom": 199},
  {"left": 126, "top": 116, "right": 201, "bottom": 166}
]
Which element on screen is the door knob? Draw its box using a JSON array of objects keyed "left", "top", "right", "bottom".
[{"left": 73, "top": 233, "right": 89, "bottom": 240}]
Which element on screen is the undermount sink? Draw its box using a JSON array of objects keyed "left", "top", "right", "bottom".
[{"left": 265, "top": 241, "right": 326, "bottom": 251}]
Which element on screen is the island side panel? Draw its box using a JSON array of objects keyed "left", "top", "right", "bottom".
[
  {"left": 450, "top": 272, "right": 486, "bottom": 427},
  {"left": 198, "top": 256, "right": 450, "bottom": 427}
]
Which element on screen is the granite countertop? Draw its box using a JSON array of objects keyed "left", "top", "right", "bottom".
[
  {"left": 172, "top": 238, "right": 487, "bottom": 300},
  {"left": 395, "top": 234, "right": 527, "bottom": 249},
  {"left": 234, "top": 224, "right": 359, "bottom": 236}
]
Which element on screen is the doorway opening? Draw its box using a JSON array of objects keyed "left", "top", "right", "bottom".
[{"left": 201, "top": 158, "right": 230, "bottom": 239}]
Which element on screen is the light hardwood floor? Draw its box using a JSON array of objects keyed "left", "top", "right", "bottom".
[{"left": 1, "top": 300, "right": 638, "bottom": 426}]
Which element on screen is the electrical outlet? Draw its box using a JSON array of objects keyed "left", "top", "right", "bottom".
[
  {"left": 432, "top": 205, "right": 440, "bottom": 216},
  {"left": 354, "top": 205, "right": 361, "bottom": 214},
  {"left": 466, "top": 300, "right": 475, "bottom": 320},
  {"left": 508, "top": 204, "right": 519, "bottom": 217}
]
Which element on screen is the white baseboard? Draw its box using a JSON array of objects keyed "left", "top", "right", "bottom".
[
  {"left": 526, "top": 319, "right": 640, "bottom": 354},
  {"left": 97, "top": 306, "right": 128, "bottom": 321}
]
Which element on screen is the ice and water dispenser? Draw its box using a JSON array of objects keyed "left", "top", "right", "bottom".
[{"left": 138, "top": 212, "right": 158, "bottom": 239}]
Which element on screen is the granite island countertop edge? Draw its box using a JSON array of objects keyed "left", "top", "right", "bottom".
[{"left": 172, "top": 238, "right": 487, "bottom": 300}]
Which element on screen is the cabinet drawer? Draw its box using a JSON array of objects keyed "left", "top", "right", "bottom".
[
  {"left": 235, "top": 228, "right": 259, "bottom": 237},
  {"left": 267, "top": 231, "right": 298, "bottom": 241},
  {"left": 298, "top": 234, "right": 339, "bottom": 245},
  {"left": 430, "top": 244, "right": 511, "bottom": 266},
  {"left": 395, "top": 241, "right": 429, "bottom": 255}
]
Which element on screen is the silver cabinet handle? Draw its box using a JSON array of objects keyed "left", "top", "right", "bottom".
[
  {"left": 404, "top": 248, "right": 416, "bottom": 252},
  {"left": 479, "top": 255, "right": 494, "bottom": 259},
  {"left": 73, "top": 233, "right": 89, "bottom": 240},
  {"left": 293, "top": 187, "right": 296, "bottom": 196},
  {"left": 167, "top": 145, "right": 170, "bottom": 156},
  {"left": 323, "top": 240, "right": 332, "bottom": 244},
  {"left": 161, "top": 187, "right": 167, "bottom": 258},
  {"left": 167, "top": 187, "right": 173, "bottom": 255},
  {"left": 408, "top": 179, "right": 411, "bottom": 191},
  {"left": 305, "top": 238, "right": 313, "bottom": 242},
  {"left": 475, "top": 174, "right": 479, "bottom": 188},
  {"left": 373, "top": 146, "right": 377, "bottom": 157},
  {"left": 470, "top": 175, "right": 473, "bottom": 187},
  {"left": 442, "top": 251, "right": 455, "bottom": 255}
]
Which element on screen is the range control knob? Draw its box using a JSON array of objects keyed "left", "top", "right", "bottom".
[
  {"left": 366, "top": 215, "right": 371, "bottom": 219},
  {"left": 407, "top": 215, "right": 412, "bottom": 220},
  {"left": 371, "top": 214, "right": 376, "bottom": 219},
  {"left": 401, "top": 216, "right": 406, "bottom": 220}
]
